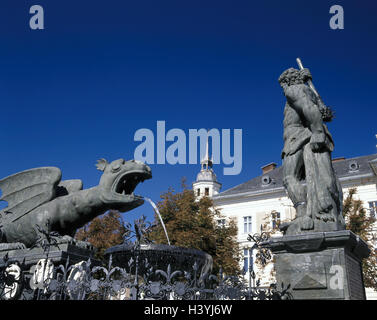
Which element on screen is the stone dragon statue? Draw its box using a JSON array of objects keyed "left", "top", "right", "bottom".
[{"left": 0, "top": 158, "right": 152, "bottom": 251}]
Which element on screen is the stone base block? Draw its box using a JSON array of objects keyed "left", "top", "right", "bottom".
[
  {"left": 0, "top": 243, "right": 100, "bottom": 270},
  {"left": 265, "top": 230, "right": 370, "bottom": 300}
]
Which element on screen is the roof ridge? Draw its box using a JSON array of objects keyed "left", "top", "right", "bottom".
[
  {"left": 218, "top": 153, "right": 377, "bottom": 197},
  {"left": 336, "top": 153, "right": 377, "bottom": 161}
]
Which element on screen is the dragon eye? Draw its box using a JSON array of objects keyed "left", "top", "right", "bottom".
[{"left": 111, "top": 163, "right": 121, "bottom": 172}]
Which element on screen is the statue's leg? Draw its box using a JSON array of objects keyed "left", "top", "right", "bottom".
[
  {"left": 282, "top": 150, "right": 306, "bottom": 212},
  {"left": 335, "top": 176, "right": 346, "bottom": 228},
  {"left": 304, "top": 146, "right": 340, "bottom": 223},
  {"left": 317, "top": 151, "right": 343, "bottom": 224},
  {"left": 282, "top": 150, "right": 313, "bottom": 231}
]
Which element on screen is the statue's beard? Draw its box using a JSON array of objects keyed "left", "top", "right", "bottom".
[{"left": 287, "top": 78, "right": 305, "bottom": 86}]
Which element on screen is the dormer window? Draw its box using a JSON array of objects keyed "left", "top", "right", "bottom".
[
  {"left": 261, "top": 175, "right": 271, "bottom": 186},
  {"left": 348, "top": 160, "right": 359, "bottom": 172}
]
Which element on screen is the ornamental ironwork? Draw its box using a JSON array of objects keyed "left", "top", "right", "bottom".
[{"left": 0, "top": 218, "right": 292, "bottom": 300}]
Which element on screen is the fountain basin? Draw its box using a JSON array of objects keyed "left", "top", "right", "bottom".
[{"left": 105, "top": 243, "right": 213, "bottom": 277}]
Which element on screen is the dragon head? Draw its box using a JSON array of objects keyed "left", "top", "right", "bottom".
[{"left": 96, "top": 158, "right": 152, "bottom": 212}]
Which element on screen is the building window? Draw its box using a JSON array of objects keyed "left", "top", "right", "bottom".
[
  {"left": 244, "top": 216, "right": 252, "bottom": 233},
  {"left": 271, "top": 211, "right": 281, "bottom": 230},
  {"left": 217, "top": 219, "right": 226, "bottom": 228},
  {"left": 243, "top": 248, "right": 254, "bottom": 273},
  {"left": 368, "top": 201, "right": 377, "bottom": 218},
  {"left": 205, "top": 188, "right": 209, "bottom": 196},
  {"left": 196, "top": 189, "right": 200, "bottom": 196}
]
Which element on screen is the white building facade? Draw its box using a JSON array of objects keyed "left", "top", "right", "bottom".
[{"left": 194, "top": 154, "right": 377, "bottom": 300}]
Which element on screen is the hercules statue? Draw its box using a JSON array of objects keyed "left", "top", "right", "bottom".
[{"left": 278, "top": 59, "right": 346, "bottom": 235}]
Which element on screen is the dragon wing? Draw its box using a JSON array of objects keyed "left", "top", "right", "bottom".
[{"left": 0, "top": 167, "right": 62, "bottom": 223}]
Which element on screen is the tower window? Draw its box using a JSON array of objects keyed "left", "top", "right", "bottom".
[
  {"left": 205, "top": 188, "right": 209, "bottom": 196},
  {"left": 196, "top": 189, "right": 200, "bottom": 196}
]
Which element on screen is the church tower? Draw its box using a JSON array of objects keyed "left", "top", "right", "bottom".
[{"left": 192, "top": 133, "right": 222, "bottom": 198}]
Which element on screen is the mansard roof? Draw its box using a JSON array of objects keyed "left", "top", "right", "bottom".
[{"left": 216, "top": 154, "right": 377, "bottom": 198}]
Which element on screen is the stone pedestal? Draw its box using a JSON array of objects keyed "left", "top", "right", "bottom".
[
  {"left": 265, "top": 230, "right": 370, "bottom": 300},
  {"left": 0, "top": 243, "right": 100, "bottom": 270},
  {"left": 0, "top": 244, "right": 101, "bottom": 300}
]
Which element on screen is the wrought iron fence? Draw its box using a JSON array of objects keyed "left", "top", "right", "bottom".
[
  {"left": 0, "top": 218, "right": 292, "bottom": 300},
  {"left": 0, "top": 253, "right": 291, "bottom": 300}
]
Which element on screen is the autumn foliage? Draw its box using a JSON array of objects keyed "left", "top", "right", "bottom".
[
  {"left": 75, "top": 210, "right": 127, "bottom": 260},
  {"left": 148, "top": 183, "right": 241, "bottom": 275},
  {"left": 343, "top": 188, "right": 377, "bottom": 290}
]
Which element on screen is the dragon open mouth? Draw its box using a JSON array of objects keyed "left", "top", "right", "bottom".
[{"left": 114, "top": 171, "right": 151, "bottom": 196}]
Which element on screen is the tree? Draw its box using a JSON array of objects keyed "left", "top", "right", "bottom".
[
  {"left": 343, "top": 188, "right": 377, "bottom": 290},
  {"left": 149, "top": 181, "right": 241, "bottom": 275},
  {"left": 75, "top": 210, "right": 128, "bottom": 261}
]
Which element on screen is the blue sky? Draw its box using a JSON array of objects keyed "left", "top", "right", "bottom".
[{"left": 0, "top": 1, "right": 376, "bottom": 221}]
